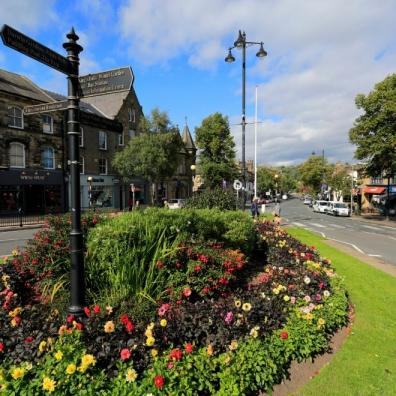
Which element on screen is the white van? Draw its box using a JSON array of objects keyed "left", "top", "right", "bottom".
[
  {"left": 313, "top": 200, "right": 328, "bottom": 213},
  {"left": 326, "top": 202, "right": 350, "bottom": 217}
]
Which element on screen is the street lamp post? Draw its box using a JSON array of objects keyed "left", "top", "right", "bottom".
[
  {"left": 274, "top": 173, "right": 279, "bottom": 202},
  {"left": 87, "top": 176, "right": 93, "bottom": 210},
  {"left": 190, "top": 164, "right": 196, "bottom": 195},
  {"left": 225, "top": 30, "right": 267, "bottom": 207}
]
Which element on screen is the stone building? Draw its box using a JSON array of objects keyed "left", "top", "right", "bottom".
[{"left": 0, "top": 67, "right": 195, "bottom": 215}]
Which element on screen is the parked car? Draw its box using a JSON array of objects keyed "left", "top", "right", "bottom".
[
  {"left": 313, "top": 200, "right": 329, "bottom": 213},
  {"left": 168, "top": 198, "right": 185, "bottom": 209},
  {"left": 326, "top": 201, "right": 351, "bottom": 217},
  {"left": 303, "top": 197, "right": 312, "bottom": 205}
]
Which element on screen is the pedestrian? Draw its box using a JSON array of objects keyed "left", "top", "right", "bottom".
[
  {"left": 251, "top": 198, "right": 259, "bottom": 219},
  {"left": 273, "top": 202, "right": 281, "bottom": 222}
]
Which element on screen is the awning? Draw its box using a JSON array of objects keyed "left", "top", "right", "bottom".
[{"left": 363, "top": 186, "right": 386, "bottom": 194}]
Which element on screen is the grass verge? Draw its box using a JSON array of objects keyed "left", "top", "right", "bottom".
[{"left": 287, "top": 227, "right": 396, "bottom": 396}]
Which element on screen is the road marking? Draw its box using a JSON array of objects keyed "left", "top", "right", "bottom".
[
  {"left": 388, "top": 236, "right": 396, "bottom": 241},
  {"left": 368, "top": 254, "right": 382, "bottom": 257},
  {"left": 327, "top": 237, "right": 365, "bottom": 254},
  {"left": 361, "top": 224, "right": 379, "bottom": 230},
  {"left": 0, "top": 238, "right": 30, "bottom": 243},
  {"left": 329, "top": 223, "right": 346, "bottom": 229},
  {"left": 309, "top": 223, "right": 327, "bottom": 228},
  {"left": 292, "top": 222, "right": 306, "bottom": 227}
]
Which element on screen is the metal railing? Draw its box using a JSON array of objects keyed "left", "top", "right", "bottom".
[{"left": 0, "top": 214, "right": 47, "bottom": 228}]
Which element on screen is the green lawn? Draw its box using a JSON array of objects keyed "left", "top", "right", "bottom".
[{"left": 287, "top": 227, "right": 396, "bottom": 396}]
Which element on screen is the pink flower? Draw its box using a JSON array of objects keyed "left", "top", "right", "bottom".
[
  {"left": 125, "top": 321, "right": 135, "bottom": 333},
  {"left": 167, "top": 362, "right": 174, "bottom": 369},
  {"left": 66, "top": 314, "right": 75, "bottom": 324},
  {"left": 120, "top": 348, "right": 131, "bottom": 361},
  {"left": 83, "top": 307, "right": 91, "bottom": 317},
  {"left": 224, "top": 311, "right": 234, "bottom": 324},
  {"left": 183, "top": 287, "right": 192, "bottom": 297},
  {"left": 290, "top": 296, "right": 296, "bottom": 304},
  {"left": 315, "top": 293, "right": 322, "bottom": 301},
  {"left": 158, "top": 303, "right": 171, "bottom": 316}
]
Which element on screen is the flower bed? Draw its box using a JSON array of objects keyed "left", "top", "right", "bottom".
[{"left": 0, "top": 213, "right": 349, "bottom": 395}]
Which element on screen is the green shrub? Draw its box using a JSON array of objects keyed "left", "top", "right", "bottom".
[{"left": 184, "top": 187, "right": 241, "bottom": 210}]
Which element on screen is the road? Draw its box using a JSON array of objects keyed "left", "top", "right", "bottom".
[
  {"left": 0, "top": 227, "right": 40, "bottom": 257},
  {"left": 279, "top": 197, "right": 396, "bottom": 267}
]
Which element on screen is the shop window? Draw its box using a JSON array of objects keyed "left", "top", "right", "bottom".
[
  {"left": 98, "top": 131, "right": 107, "bottom": 150},
  {"left": 118, "top": 130, "right": 124, "bottom": 146},
  {"left": 128, "top": 129, "right": 136, "bottom": 138},
  {"left": 8, "top": 106, "right": 24, "bottom": 129},
  {"left": 42, "top": 114, "right": 53, "bottom": 134},
  {"left": 42, "top": 147, "right": 55, "bottom": 169},
  {"left": 99, "top": 158, "right": 107, "bottom": 175},
  {"left": 9, "top": 142, "right": 25, "bottom": 168},
  {"left": 79, "top": 127, "right": 84, "bottom": 147}
]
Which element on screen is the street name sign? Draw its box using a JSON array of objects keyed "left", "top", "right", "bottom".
[
  {"left": 0, "top": 24, "right": 72, "bottom": 75},
  {"left": 78, "top": 67, "right": 134, "bottom": 98},
  {"left": 24, "top": 101, "right": 68, "bottom": 115}
]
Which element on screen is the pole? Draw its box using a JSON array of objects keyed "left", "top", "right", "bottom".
[
  {"left": 241, "top": 32, "right": 246, "bottom": 208},
  {"left": 350, "top": 171, "right": 353, "bottom": 215},
  {"left": 254, "top": 85, "right": 258, "bottom": 200},
  {"left": 63, "top": 28, "right": 84, "bottom": 317},
  {"left": 386, "top": 175, "right": 390, "bottom": 220}
]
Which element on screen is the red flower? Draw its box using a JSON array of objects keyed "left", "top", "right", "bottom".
[
  {"left": 194, "top": 265, "right": 202, "bottom": 272},
  {"left": 92, "top": 216, "right": 98, "bottom": 225},
  {"left": 169, "top": 348, "right": 183, "bottom": 361},
  {"left": 125, "top": 321, "right": 135, "bottom": 333},
  {"left": 75, "top": 322, "right": 84, "bottom": 331},
  {"left": 93, "top": 304, "right": 101, "bottom": 314},
  {"left": 66, "top": 314, "right": 75, "bottom": 324},
  {"left": 176, "top": 299, "right": 182, "bottom": 305},
  {"left": 156, "top": 260, "right": 164, "bottom": 269},
  {"left": 83, "top": 307, "right": 91, "bottom": 317},
  {"left": 119, "top": 314, "right": 129, "bottom": 325},
  {"left": 13, "top": 316, "right": 22, "bottom": 326},
  {"left": 0, "top": 342, "right": 4, "bottom": 352},
  {"left": 31, "top": 258, "right": 38, "bottom": 265},
  {"left": 280, "top": 331, "right": 289, "bottom": 340},
  {"left": 24, "top": 336, "right": 34, "bottom": 343},
  {"left": 183, "top": 287, "right": 192, "bottom": 297},
  {"left": 158, "top": 303, "right": 170, "bottom": 316},
  {"left": 154, "top": 375, "right": 165, "bottom": 389},
  {"left": 201, "top": 287, "right": 210, "bottom": 294},
  {"left": 120, "top": 348, "right": 131, "bottom": 361},
  {"left": 185, "top": 343, "right": 193, "bottom": 354}
]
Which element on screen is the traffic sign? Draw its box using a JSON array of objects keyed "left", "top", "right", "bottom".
[
  {"left": 78, "top": 67, "right": 134, "bottom": 98},
  {"left": 233, "top": 180, "right": 242, "bottom": 190},
  {"left": 0, "top": 24, "right": 72, "bottom": 75},
  {"left": 24, "top": 100, "right": 68, "bottom": 115}
]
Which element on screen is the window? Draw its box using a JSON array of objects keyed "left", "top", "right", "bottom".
[
  {"left": 128, "top": 130, "right": 136, "bottom": 138},
  {"left": 41, "top": 147, "right": 55, "bottom": 169},
  {"left": 9, "top": 142, "right": 25, "bottom": 168},
  {"left": 8, "top": 106, "right": 23, "bottom": 129},
  {"left": 80, "top": 156, "right": 85, "bottom": 174},
  {"left": 98, "top": 131, "right": 107, "bottom": 150},
  {"left": 42, "top": 114, "right": 53, "bottom": 134},
  {"left": 128, "top": 108, "right": 136, "bottom": 122},
  {"left": 99, "top": 158, "right": 107, "bottom": 175},
  {"left": 79, "top": 127, "right": 84, "bottom": 147},
  {"left": 118, "top": 131, "right": 124, "bottom": 146}
]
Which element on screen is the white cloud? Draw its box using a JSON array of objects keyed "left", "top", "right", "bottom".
[
  {"left": 116, "top": 0, "right": 396, "bottom": 164},
  {"left": 0, "top": 0, "right": 57, "bottom": 31}
]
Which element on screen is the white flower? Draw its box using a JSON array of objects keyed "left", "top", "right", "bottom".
[
  {"left": 304, "top": 276, "right": 311, "bottom": 284},
  {"left": 323, "top": 290, "right": 331, "bottom": 298}
]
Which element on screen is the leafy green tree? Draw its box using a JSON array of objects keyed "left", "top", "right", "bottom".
[
  {"left": 112, "top": 108, "right": 182, "bottom": 202},
  {"left": 195, "top": 113, "right": 238, "bottom": 189},
  {"left": 327, "top": 163, "right": 352, "bottom": 201},
  {"left": 298, "top": 155, "right": 330, "bottom": 194},
  {"left": 349, "top": 74, "right": 396, "bottom": 179},
  {"left": 257, "top": 166, "right": 276, "bottom": 196},
  {"left": 278, "top": 166, "right": 299, "bottom": 193}
]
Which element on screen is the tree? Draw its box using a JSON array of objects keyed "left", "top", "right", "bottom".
[
  {"left": 298, "top": 155, "right": 330, "bottom": 195},
  {"left": 349, "top": 74, "right": 396, "bottom": 178},
  {"left": 112, "top": 108, "right": 182, "bottom": 202},
  {"left": 257, "top": 166, "right": 276, "bottom": 196},
  {"left": 195, "top": 113, "right": 238, "bottom": 189},
  {"left": 278, "top": 166, "right": 299, "bottom": 193},
  {"left": 327, "top": 163, "right": 351, "bottom": 201}
]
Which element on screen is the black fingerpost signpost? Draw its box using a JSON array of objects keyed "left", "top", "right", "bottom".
[{"left": 1, "top": 24, "right": 86, "bottom": 318}]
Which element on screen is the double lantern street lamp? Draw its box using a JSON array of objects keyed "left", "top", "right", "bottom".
[{"left": 225, "top": 30, "right": 267, "bottom": 204}]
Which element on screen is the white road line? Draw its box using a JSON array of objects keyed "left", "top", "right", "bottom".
[
  {"left": 368, "top": 254, "right": 382, "bottom": 257},
  {"left": 0, "top": 238, "right": 30, "bottom": 243},
  {"left": 361, "top": 224, "right": 379, "bottom": 230},
  {"left": 387, "top": 236, "right": 396, "bottom": 241},
  {"left": 327, "top": 237, "right": 365, "bottom": 254},
  {"left": 292, "top": 222, "right": 306, "bottom": 227},
  {"left": 329, "top": 224, "right": 346, "bottom": 229},
  {"left": 309, "top": 223, "right": 327, "bottom": 228}
]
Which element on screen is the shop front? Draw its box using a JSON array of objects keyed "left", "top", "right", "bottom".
[
  {"left": 80, "top": 175, "right": 120, "bottom": 210},
  {"left": 0, "top": 169, "right": 65, "bottom": 215}
]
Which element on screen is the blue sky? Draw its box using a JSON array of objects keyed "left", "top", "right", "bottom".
[{"left": 1, "top": 0, "right": 396, "bottom": 166}]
